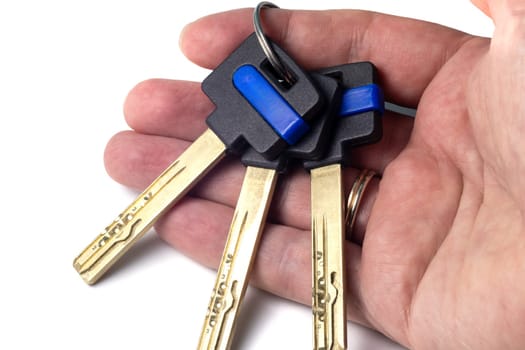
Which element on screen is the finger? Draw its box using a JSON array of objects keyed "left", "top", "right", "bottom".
[
  {"left": 103, "top": 130, "right": 311, "bottom": 230},
  {"left": 478, "top": 0, "right": 525, "bottom": 23},
  {"left": 122, "top": 79, "right": 413, "bottom": 169},
  {"left": 104, "top": 131, "right": 385, "bottom": 237},
  {"left": 471, "top": 0, "right": 491, "bottom": 17},
  {"left": 154, "top": 195, "right": 370, "bottom": 327},
  {"left": 123, "top": 79, "right": 212, "bottom": 142},
  {"left": 104, "top": 130, "right": 244, "bottom": 202},
  {"left": 350, "top": 111, "right": 414, "bottom": 172},
  {"left": 181, "top": 8, "right": 475, "bottom": 107}
]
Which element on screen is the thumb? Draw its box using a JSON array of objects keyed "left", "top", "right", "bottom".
[
  {"left": 471, "top": 0, "right": 491, "bottom": 17},
  {"left": 468, "top": 0, "right": 525, "bottom": 210},
  {"left": 472, "top": 0, "right": 525, "bottom": 25}
]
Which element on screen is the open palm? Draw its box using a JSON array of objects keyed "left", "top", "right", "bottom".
[{"left": 104, "top": 5, "right": 525, "bottom": 349}]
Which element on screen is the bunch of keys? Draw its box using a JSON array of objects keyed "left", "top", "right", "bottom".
[{"left": 73, "top": 2, "right": 384, "bottom": 349}]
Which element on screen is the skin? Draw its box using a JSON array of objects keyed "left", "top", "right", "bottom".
[{"left": 103, "top": 1, "right": 525, "bottom": 348}]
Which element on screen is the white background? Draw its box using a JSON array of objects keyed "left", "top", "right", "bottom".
[{"left": 0, "top": 1, "right": 493, "bottom": 349}]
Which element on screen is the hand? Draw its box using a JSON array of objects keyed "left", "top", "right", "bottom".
[{"left": 103, "top": 1, "right": 525, "bottom": 349}]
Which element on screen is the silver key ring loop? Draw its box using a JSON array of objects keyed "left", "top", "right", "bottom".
[{"left": 253, "top": 2, "right": 296, "bottom": 85}]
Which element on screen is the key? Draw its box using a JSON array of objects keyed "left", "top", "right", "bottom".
[
  {"left": 306, "top": 62, "right": 384, "bottom": 350},
  {"left": 73, "top": 32, "right": 324, "bottom": 285},
  {"left": 197, "top": 72, "right": 341, "bottom": 350},
  {"left": 197, "top": 165, "right": 277, "bottom": 350}
]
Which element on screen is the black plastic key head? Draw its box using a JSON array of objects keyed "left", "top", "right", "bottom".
[
  {"left": 240, "top": 72, "right": 341, "bottom": 173},
  {"left": 304, "top": 62, "right": 384, "bottom": 169},
  {"left": 203, "top": 33, "right": 324, "bottom": 160}
]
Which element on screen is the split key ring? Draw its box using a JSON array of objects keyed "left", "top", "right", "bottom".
[{"left": 253, "top": 2, "right": 296, "bottom": 86}]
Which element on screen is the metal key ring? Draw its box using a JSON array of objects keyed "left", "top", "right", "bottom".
[{"left": 253, "top": 2, "right": 296, "bottom": 85}]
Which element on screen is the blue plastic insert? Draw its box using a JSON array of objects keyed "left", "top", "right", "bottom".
[
  {"left": 233, "top": 64, "right": 310, "bottom": 145},
  {"left": 340, "top": 84, "right": 384, "bottom": 117}
]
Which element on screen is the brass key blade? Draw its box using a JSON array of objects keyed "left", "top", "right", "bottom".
[
  {"left": 73, "top": 129, "right": 226, "bottom": 285},
  {"left": 198, "top": 166, "right": 278, "bottom": 350},
  {"left": 311, "top": 164, "right": 347, "bottom": 350}
]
